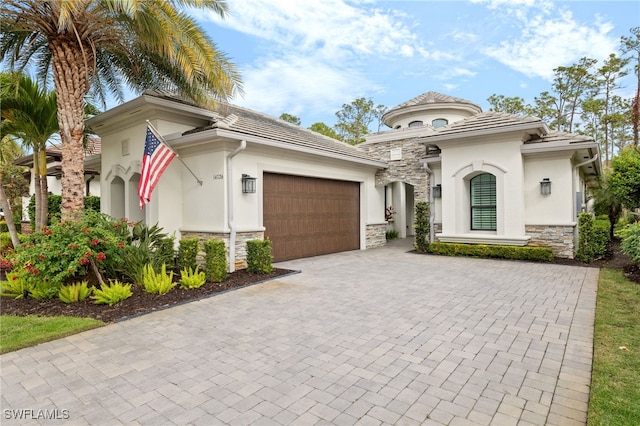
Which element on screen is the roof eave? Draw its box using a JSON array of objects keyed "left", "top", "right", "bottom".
[
  {"left": 419, "top": 121, "right": 549, "bottom": 144},
  {"left": 168, "top": 128, "right": 388, "bottom": 169}
]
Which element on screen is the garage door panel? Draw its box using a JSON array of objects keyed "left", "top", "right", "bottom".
[{"left": 264, "top": 173, "right": 360, "bottom": 262}]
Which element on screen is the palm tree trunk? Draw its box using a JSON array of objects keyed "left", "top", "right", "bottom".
[
  {"left": 33, "top": 151, "right": 42, "bottom": 231},
  {"left": 50, "top": 39, "right": 90, "bottom": 221},
  {"left": 0, "top": 182, "right": 20, "bottom": 248},
  {"left": 38, "top": 148, "right": 48, "bottom": 229}
]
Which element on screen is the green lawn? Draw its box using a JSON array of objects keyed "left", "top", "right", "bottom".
[
  {"left": 0, "top": 315, "right": 103, "bottom": 354},
  {"left": 588, "top": 268, "right": 640, "bottom": 425}
]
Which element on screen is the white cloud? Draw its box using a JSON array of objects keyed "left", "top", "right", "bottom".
[
  {"left": 480, "top": 3, "right": 618, "bottom": 80},
  {"left": 203, "top": 0, "right": 427, "bottom": 119}
]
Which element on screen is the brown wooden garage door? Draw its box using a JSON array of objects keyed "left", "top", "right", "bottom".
[{"left": 263, "top": 173, "right": 360, "bottom": 262}]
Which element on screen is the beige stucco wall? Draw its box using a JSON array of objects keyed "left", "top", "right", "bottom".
[
  {"left": 385, "top": 107, "right": 478, "bottom": 130},
  {"left": 439, "top": 133, "right": 527, "bottom": 243},
  {"left": 523, "top": 153, "right": 575, "bottom": 225}
]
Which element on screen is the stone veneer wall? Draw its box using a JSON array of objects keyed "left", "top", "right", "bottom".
[
  {"left": 181, "top": 230, "right": 265, "bottom": 270},
  {"left": 525, "top": 225, "right": 575, "bottom": 259},
  {"left": 357, "top": 138, "right": 430, "bottom": 203},
  {"left": 366, "top": 223, "right": 387, "bottom": 249}
]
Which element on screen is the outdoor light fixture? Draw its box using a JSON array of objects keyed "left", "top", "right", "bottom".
[
  {"left": 432, "top": 184, "right": 442, "bottom": 199},
  {"left": 540, "top": 178, "right": 551, "bottom": 196},
  {"left": 242, "top": 174, "right": 256, "bottom": 194}
]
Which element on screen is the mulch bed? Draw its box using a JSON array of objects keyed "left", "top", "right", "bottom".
[{"left": 0, "top": 268, "right": 296, "bottom": 323}]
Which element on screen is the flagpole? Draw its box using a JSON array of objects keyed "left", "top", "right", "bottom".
[{"left": 146, "top": 120, "right": 203, "bottom": 186}]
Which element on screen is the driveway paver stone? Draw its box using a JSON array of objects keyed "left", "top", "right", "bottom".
[{"left": 1, "top": 238, "right": 598, "bottom": 425}]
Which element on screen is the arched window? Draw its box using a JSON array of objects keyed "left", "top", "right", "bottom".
[
  {"left": 432, "top": 118, "right": 448, "bottom": 128},
  {"left": 470, "top": 173, "right": 496, "bottom": 231},
  {"left": 408, "top": 120, "right": 423, "bottom": 128}
]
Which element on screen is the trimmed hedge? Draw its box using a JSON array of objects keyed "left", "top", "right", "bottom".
[
  {"left": 621, "top": 222, "right": 640, "bottom": 266},
  {"left": 178, "top": 238, "right": 199, "bottom": 271},
  {"left": 203, "top": 239, "right": 227, "bottom": 283},
  {"left": 428, "top": 242, "right": 554, "bottom": 262},
  {"left": 576, "top": 213, "right": 611, "bottom": 263},
  {"left": 414, "top": 201, "right": 430, "bottom": 252},
  {"left": 246, "top": 239, "right": 274, "bottom": 274}
]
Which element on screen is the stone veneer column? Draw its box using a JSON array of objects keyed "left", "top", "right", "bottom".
[
  {"left": 366, "top": 223, "right": 387, "bottom": 248},
  {"left": 525, "top": 225, "right": 575, "bottom": 259},
  {"left": 180, "top": 231, "right": 265, "bottom": 270}
]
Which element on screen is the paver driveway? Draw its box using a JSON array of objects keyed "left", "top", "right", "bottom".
[{"left": 1, "top": 239, "right": 598, "bottom": 425}]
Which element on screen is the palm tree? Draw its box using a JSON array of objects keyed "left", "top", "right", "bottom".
[
  {"left": 1, "top": 0, "right": 243, "bottom": 220},
  {"left": 1, "top": 72, "right": 58, "bottom": 231},
  {"left": 0, "top": 136, "right": 24, "bottom": 247}
]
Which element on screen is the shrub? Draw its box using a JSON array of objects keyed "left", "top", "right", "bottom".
[
  {"left": 11, "top": 210, "right": 128, "bottom": 286},
  {"left": 178, "top": 238, "right": 199, "bottom": 271},
  {"left": 0, "top": 272, "right": 32, "bottom": 299},
  {"left": 28, "top": 195, "right": 100, "bottom": 229},
  {"left": 204, "top": 239, "right": 227, "bottom": 283},
  {"left": 179, "top": 267, "right": 206, "bottom": 289},
  {"left": 30, "top": 281, "right": 61, "bottom": 300},
  {"left": 58, "top": 281, "right": 93, "bottom": 303},
  {"left": 385, "top": 230, "right": 399, "bottom": 240},
  {"left": 414, "top": 201, "right": 430, "bottom": 252},
  {"left": 576, "top": 213, "right": 611, "bottom": 263},
  {"left": 247, "top": 239, "right": 274, "bottom": 274},
  {"left": 121, "top": 222, "right": 171, "bottom": 284},
  {"left": 142, "top": 263, "right": 175, "bottom": 295},
  {"left": 155, "top": 237, "right": 176, "bottom": 269},
  {"left": 592, "top": 219, "right": 611, "bottom": 260},
  {"left": 428, "top": 242, "right": 553, "bottom": 262},
  {"left": 621, "top": 222, "right": 640, "bottom": 266},
  {"left": 92, "top": 280, "right": 132, "bottom": 305}
]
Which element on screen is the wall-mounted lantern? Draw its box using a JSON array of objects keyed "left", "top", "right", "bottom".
[
  {"left": 242, "top": 174, "right": 256, "bottom": 194},
  {"left": 540, "top": 178, "right": 551, "bottom": 196},
  {"left": 432, "top": 184, "right": 442, "bottom": 199}
]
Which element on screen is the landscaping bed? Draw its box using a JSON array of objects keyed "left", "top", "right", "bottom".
[{"left": 1, "top": 268, "right": 295, "bottom": 323}]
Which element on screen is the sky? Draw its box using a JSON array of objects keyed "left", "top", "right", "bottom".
[{"left": 189, "top": 0, "right": 639, "bottom": 130}]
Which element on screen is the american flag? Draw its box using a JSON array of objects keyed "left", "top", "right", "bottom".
[{"left": 138, "top": 126, "right": 176, "bottom": 209}]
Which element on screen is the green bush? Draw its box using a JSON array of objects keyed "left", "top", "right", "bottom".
[
  {"left": 121, "top": 222, "right": 171, "bottom": 285},
  {"left": 58, "top": 281, "right": 93, "bottom": 303},
  {"left": 10, "top": 210, "right": 128, "bottom": 286},
  {"left": 428, "top": 242, "right": 554, "bottom": 262},
  {"left": 592, "top": 219, "right": 611, "bottom": 260},
  {"left": 28, "top": 195, "right": 100, "bottom": 228},
  {"left": 178, "top": 238, "right": 199, "bottom": 271},
  {"left": 30, "top": 281, "right": 61, "bottom": 300},
  {"left": 385, "top": 230, "right": 399, "bottom": 240},
  {"left": 576, "top": 213, "right": 611, "bottom": 263},
  {"left": 621, "top": 222, "right": 640, "bottom": 266},
  {"left": 0, "top": 272, "right": 32, "bottom": 299},
  {"left": 246, "top": 239, "right": 274, "bottom": 274},
  {"left": 414, "top": 201, "right": 430, "bottom": 252},
  {"left": 204, "top": 239, "right": 227, "bottom": 283},
  {"left": 0, "top": 221, "right": 7, "bottom": 233},
  {"left": 142, "top": 263, "right": 175, "bottom": 295},
  {"left": 179, "top": 267, "right": 206, "bottom": 289},
  {"left": 92, "top": 280, "right": 132, "bottom": 305}
]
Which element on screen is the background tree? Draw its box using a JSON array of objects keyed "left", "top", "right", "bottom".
[
  {"left": 530, "top": 91, "right": 558, "bottom": 127},
  {"left": 487, "top": 94, "right": 529, "bottom": 114},
  {"left": 595, "top": 54, "right": 629, "bottom": 164},
  {"left": 0, "top": 136, "right": 28, "bottom": 247},
  {"left": 609, "top": 147, "right": 640, "bottom": 211},
  {"left": 334, "top": 97, "right": 385, "bottom": 145},
  {"left": 0, "top": 72, "right": 58, "bottom": 231},
  {"left": 620, "top": 27, "right": 640, "bottom": 146},
  {"left": 1, "top": 0, "right": 242, "bottom": 220},
  {"left": 593, "top": 171, "right": 624, "bottom": 239},
  {"left": 279, "top": 113, "right": 301, "bottom": 126},
  {"left": 308, "top": 122, "right": 343, "bottom": 141}
]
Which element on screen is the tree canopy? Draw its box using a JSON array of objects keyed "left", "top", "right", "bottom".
[{"left": 0, "top": 0, "right": 243, "bottom": 219}]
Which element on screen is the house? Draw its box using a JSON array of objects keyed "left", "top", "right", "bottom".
[
  {"left": 87, "top": 91, "right": 600, "bottom": 269},
  {"left": 13, "top": 140, "right": 102, "bottom": 226},
  {"left": 361, "top": 92, "right": 601, "bottom": 258},
  {"left": 86, "top": 91, "right": 388, "bottom": 270}
]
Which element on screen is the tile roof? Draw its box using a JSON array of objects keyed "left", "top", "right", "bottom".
[
  {"left": 422, "top": 111, "right": 545, "bottom": 139},
  {"left": 184, "top": 101, "right": 384, "bottom": 164},
  {"left": 384, "top": 91, "right": 482, "bottom": 118},
  {"left": 531, "top": 130, "right": 594, "bottom": 145}
]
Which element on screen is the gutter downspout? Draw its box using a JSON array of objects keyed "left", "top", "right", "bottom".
[
  {"left": 423, "top": 163, "right": 435, "bottom": 243},
  {"left": 226, "top": 140, "right": 247, "bottom": 273}
]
